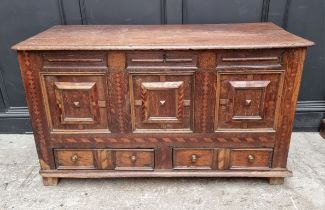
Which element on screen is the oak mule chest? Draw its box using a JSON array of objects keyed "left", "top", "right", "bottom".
[{"left": 13, "top": 23, "right": 313, "bottom": 185}]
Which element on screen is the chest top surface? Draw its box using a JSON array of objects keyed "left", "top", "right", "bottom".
[{"left": 12, "top": 23, "right": 313, "bottom": 51}]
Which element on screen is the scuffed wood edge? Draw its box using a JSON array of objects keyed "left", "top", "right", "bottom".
[
  {"left": 272, "top": 48, "right": 307, "bottom": 168},
  {"left": 40, "top": 169, "right": 292, "bottom": 178},
  {"left": 17, "top": 51, "right": 54, "bottom": 169},
  {"left": 42, "top": 177, "right": 60, "bottom": 186}
]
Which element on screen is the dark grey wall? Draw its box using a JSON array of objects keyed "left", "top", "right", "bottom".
[{"left": 0, "top": 0, "right": 324, "bottom": 133}]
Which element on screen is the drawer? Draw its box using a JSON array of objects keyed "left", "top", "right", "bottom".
[
  {"left": 173, "top": 148, "right": 215, "bottom": 170},
  {"left": 130, "top": 74, "right": 194, "bottom": 133},
  {"left": 42, "top": 51, "right": 107, "bottom": 71},
  {"left": 55, "top": 149, "right": 96, "bottom": 170},
  {"left": 217, "top": 49, "right": 283, "bottom": 70},
  {"left": 127, "top": 51, "right": 198, "bottom": 70},
  {"left": 54, "top": 149, "right": 155, "bottom": 170},
  {"left": 229, "top": 149, "right": 273, "bottom": 170},
  {"left": 115, "top": 149, "right": 155, "bottom": 170}
]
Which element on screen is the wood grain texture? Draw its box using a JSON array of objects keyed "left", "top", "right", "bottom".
[
  {"left": 40, "top": 169, "right": 293, "bottom": 178},
  {"left": 194, "top": 71, "right": 216, "bottom": 132},
  {"left": 109, "top": 72, "right": 132, "bottom": 133},
  {"left": 94, "top": 150, "right": 114, "bottom": 170},
  {"left": 115, "top": 149, "right": 154, "bottom": 170},
  {"left": 12, "top": 23, "right": 314, "bottom": 51},
  {"left": 215, "top": 71, "right": 283, "bottom": 130},
  {"left": 217, "top": 149, "right": 230, "bottom": 170},
  {"left": 17, "top": 52, "right": 54, "bottom": 169},
  {"left": 272, "top": 48, "right": 307, "bottom": 168},
  {"left": 126, "top": 51, "right": 198, "bottom": 70},
  {"left": 229, "top": 148, "right": 273, "bottom": 170},
  {"left": 49, "top": 132, "right": 276, "bottom": 148},
  {"left": 107, "top": 51, "right": 126, "bottom": 71},
  {"left": 216, "top": 49, "right": 284, "bottom": 70},
  {"left": 173, "top": 148, "right": 215, "bottom": 170},
  {"left": 14, "top": 24, "right": 312, "bottom": 185},
  {"left": 42, "top": 177, "right": 60, "bottom": 186},
  {"left": 130, "top": 73, "right": 193, "bottom": 132},
  {"left": 42, "top": 51, "right": 107, "bottom": 72},
  {"left": 55, "top": 149, "right": 96, "bottom": 170},
  {"left": 41, "top": 73, "right": 110, "bottom": 132}
]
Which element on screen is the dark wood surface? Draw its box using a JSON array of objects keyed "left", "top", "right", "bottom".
[
  {"left": 229, "top": 148, "right": 273, "bottom": 170},
  {"left": 12, "top": 23, "right": 313, "bottom": 51},
  {"left": 14, "top": 24, "right": 312, "bottom": 185}
]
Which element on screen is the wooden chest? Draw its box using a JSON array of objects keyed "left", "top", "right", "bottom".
[{"left": 12, "top": 23, "right": 313, "bottom": 185}]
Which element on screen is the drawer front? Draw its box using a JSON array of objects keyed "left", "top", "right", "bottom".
[
  {"left": 55, "top": 150, "right": 96, "bottom": 170},
  {"left": 55, "top": 149, "right": 154, "bottom": 170},
  {"left": 216, "top": 72, "right": 283, "bottom": 130},
  {"left": 41, "top": 74, "right": 109, "bottom": 132},
  {"left": 42, "top": 52, "right": 107, "bottom": 71},
  {"left": 173, "top": 148, "right": 215, "bottom": 169},
  {"left": 130, "top": 74, "right": 194, "bottom": 133},
  {"left": 217, "top": 50, "right": 283, "bottom": 70},
  {"left": 229, "top": 149, "right": 273, "bottom": 170},
  {"left": 127, "top": 51, "right": 198, "bottom": 70},
  {"left": 115, "top": 149, "right": 155, "bottom": 170}
]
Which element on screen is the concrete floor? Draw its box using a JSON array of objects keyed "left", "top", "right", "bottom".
[{"left": 0, "top": 133, "right": 324, "bottom": 210}]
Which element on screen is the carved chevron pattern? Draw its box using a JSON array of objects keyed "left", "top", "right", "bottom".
[
  {"left": 52, "top": 135, "right": 274, "bottom": 144},
  {"left": 110, "top": 72, "right": 129, "bottom": 133},
  {"left": 22, "top": 52, "right": 50, "bottom": 166},
  {"left": 201, "top": 72, "right": 209, "bottom": 132},
  {"left": 177, "top": 83, "right": 184, "bottom": 120},
  {"left": 140, "top": 84, "right": 148, "bottom": 121}
]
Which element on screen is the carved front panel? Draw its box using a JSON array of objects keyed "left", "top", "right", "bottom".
[
  {"left": 130, "top": 74, "right": 193, "bottom": 132},
  {"left": 54, "top": 81, "right": 99, "bottom": 124},
  {"left": 229, "top": 80, "right": 270, "bottom": 120},
  {"left": 42, "top": 74, "right": 109, "bottom": 132},
  {"left": 216, "top": 72, "right": 283, "bottom": 130}
]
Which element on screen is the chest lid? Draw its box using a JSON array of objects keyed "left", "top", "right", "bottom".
[{"left": 12, "top": 23, "right": 313, "bottom": 51}]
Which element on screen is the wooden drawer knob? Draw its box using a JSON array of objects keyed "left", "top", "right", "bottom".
[
  {"left": 191, "top": 154, "right": 198, "bottom": 163},
  {"left": 71, "top": 154, "right": 79, "bottom": 162},
  {"left": 247, "top": 154, "right": 255, "bottom": 162},
  {"left": 130, "top": 155, "right": 137, "bottom": 163}
]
